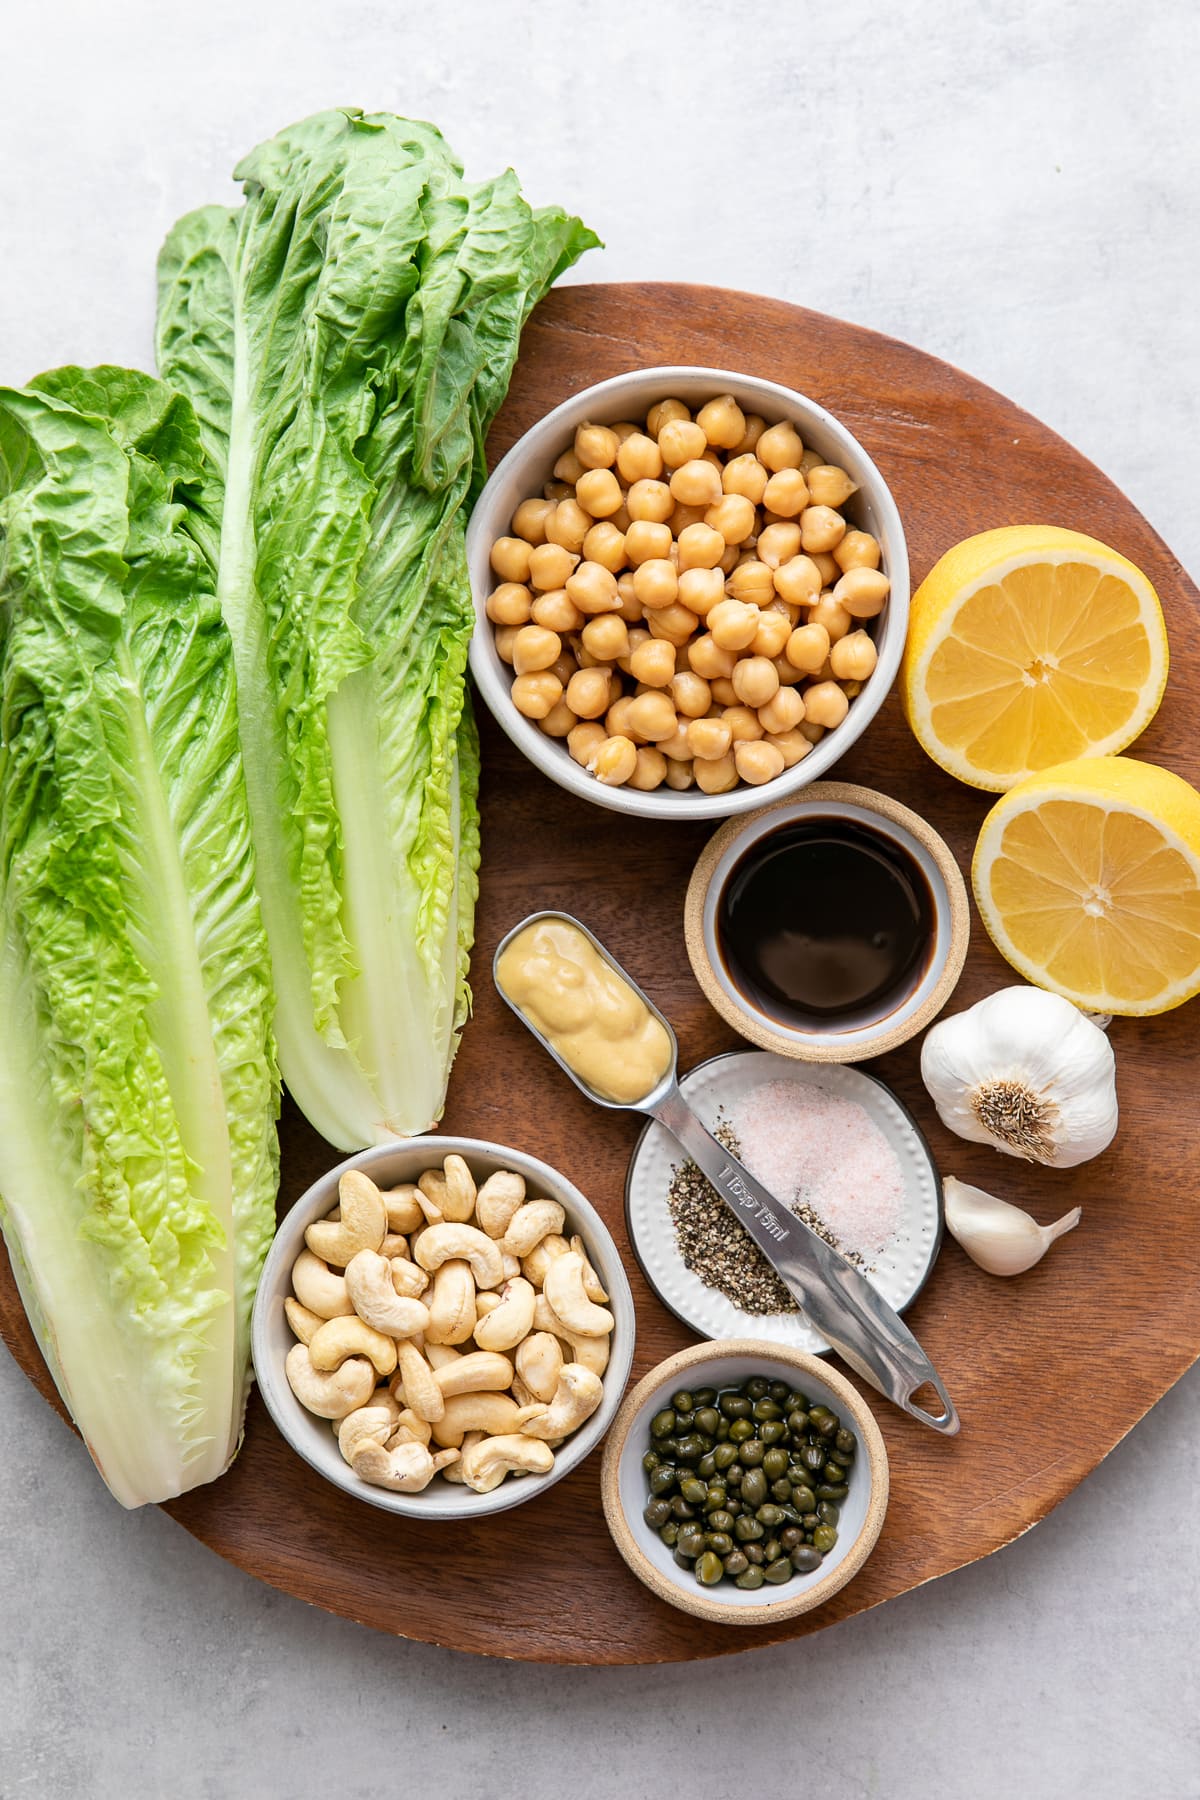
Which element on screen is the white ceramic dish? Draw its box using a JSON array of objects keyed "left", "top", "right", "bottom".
[
  {"left": 465, "top": 365, "right": 910, "bottom": 820},
  {"left": 251, "top": 1136, "right": 636, "bottom": 1520},
  {"left": 624, "top": 1051, "right": 942, "bottom": 1354},
  {"left": 601, "top": 1340, "right": 889, "bottom": 1624}
]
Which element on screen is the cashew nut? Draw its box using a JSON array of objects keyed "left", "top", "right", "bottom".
[
  {"left": 515, "top": 1332, "right": 564, "bottom": 1404},
  {"left": 305, "top": 1171, "right": 387, "bottom": 1267},
  {"left": 413, "top": 1188, "right": 443, "bottom": 1225},
  {"left": 570, "top": 1234, "right": 610, "bottom": 1304},
  {"left": 336, "top": 1392, "right": 401, "bottom": 1463},
  {"left": 441, "top": 1430, "right": 484, "bottom": 1484},
  {"left": 433, "top": 1351, "right": 515, "bottom": 1396},
  {"left": 474, "top": 1170, "right": 525, "bottom": 1239},
  {"left": 521, "top": 1233, "right": 571, "bottom": 1289},
  {"left": 308, "top": 1314, "right": 398, "bottom": 1378},
  {"left": 501, "top": 1252, "right": 522, "bottom": 1281},
  {"left": 344, "top": 1249, "right": 431, "bottom": 1339},
  {"left": 389, "top": 1256, "right": 429, "bottom": 1299},
  {"left": 459, "top": 1433, "right": 555, "bottom": 1494},
  {"left": 440, "top": 1155, "right": 477, "bottom": 1223},
  {"left": 474, "top": 1290, "right": 503, "bottom": 1317},
  {"left": 351, "top": 1439, "right": 461, "bottom": 1492},
  {"left": 543, "top": 1252, "right": 614, "bottom": 1337},
  {"left": 431, "top": 1392, "right": 547, "bottom": 1446},
  {"left": 499, "top": 1199, "right": 567, "bottom": 1259},
  {"left": 472, "top": 1277, "right": 537, "bottom": 1353},
  {"left": 511, "top": 1372, "right": 538, "bottom": 1408},
  {"left": 423, "top": 1341, "right": 462, "bottom": 1371},
  {"left": 414, "top": 1222, "right": 503, "bottom": 1290},
  {"left": 285, "top": 1344, "right": 376, "bottom": 1419},
  {"left": 532, "top": 1293, "right": 611, "bottom": 1376},
  {"left": 382, "top": 1184, "right": 425, "bottom": 1234},
  {"left": 291, "top": 1249, "right": 354, "bottom": 1320},
  {"left": 380, "top": 1232, "right": 409, "bottom": 1260},
  {"left": 424, "top": 1259, "right": 477, "bottom": 1345},
  {"left": 520, "top": 1363, "right": 605, "bottom": 1439},
  {"left": 284, "top": 1297, "right": 324, "bottom": 1345},
  {"left": 392, "top": 1338, "right": 444, "bottom": 1422},
  {"left": 387, "top": 1408, "right": 432, "bottom": 1447}
]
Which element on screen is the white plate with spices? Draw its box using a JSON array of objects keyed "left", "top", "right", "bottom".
[{"left": 624, "top": 1050, "right": 942, "bottom": 1354}]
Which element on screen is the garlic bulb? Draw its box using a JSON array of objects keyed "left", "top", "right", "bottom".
[
  {"left": 920, "top": 985, "right": 1117, "bottom": 1168},
  {"left": 943, "top": 1176, "right": 1081, "bottom": 1276}
]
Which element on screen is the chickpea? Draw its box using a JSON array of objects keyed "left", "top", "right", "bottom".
[
  {"left": 626, "top": 691, "right": 679, "bottom": 743},
  {"left": 549, "top": 650, "right": 579, "bottom": 688},
  {"left": 718, "top": 543, "right": 741, "bottom": 575},
  {"left": 703, "top": 493, "right": 756, "bottom": 546},
  {"left": 762, "top": 469, "right": 810, "bottom": 518},
  {"left": 528, "top": 542, "right": 578, "bottom": 592},
  {"left": 811, "top": 551, "right": 841, "bottom": 587},
  {"left": 531, "top": 589, "right": 583, "bottom": 633},
  {"left": 657, "top": 723, "right": 695, "bottom": 762},
  {"left": 581, "top": 521, "right": 627, "bottom": 573},
  {"left": 512, "top": 497, "right": 554, "bottom": 545},
  {"left": 677, "top": 566, "right": 725, "bottom": 617},
  {"left": 611, "top": 421, "right": 640, "bottom": 443},
  {"left": 756, "top": 420, "right": 805, "bottom": 471},
  {"left": 574, "top": 422, "right": 620, "bottom": 471},
  {"left": 799, "top": 505, "right": 847, "bottom": 554},
  {"left": 486, "top": 582, "right": 533, "bottom": 626},
  {"left": 494, "top": 625, "right": 519, "bottom": 665},
  {"left": 834, "top": 566, "right": 891, "bottom": 619},
  {"left": 665, "top": 758, "right": 695, "bottom": 791},
  {"left": 725, "top": 560, "right": 775, "bottom": 607},
  {"left": 730, "top": 655, "right": 780, "bottom": 709},
  {"left": 566, "top": 561, "right": 621, "bottom": 616},
  {"left": 567, "top": 720, "right": 607, "bottom": 767},
  {"left": 616, "top": 572, "right": 643, "bottom": 622},
  {"left": 628, "top": 746, "right": 668, "bottom": 792},
  {"left": 695, "top": 752, "right": 738, "bottom": 794},
  {"left": 669, "top": 460, "right": 724, "bottom": 508},
  {"left": 668, "top": 502, "right": 709, "bottom": 536},
  {"left": 511, "top": 624, "right": 561, "bottom": 675},
  {"left": 564, "top": 666, "right": 614, "bottom": 720},
  {"left": 772, "top": 653, "right": 802, "bottom": 686},
  {"left": 543, "top": 480, "right": 572, "bottom": 502},
  {"left": 624, "top": 478, "right": 673, "bottom": 525},
  {"left": 671, "top": 671, "right": 712, "bottom": 718},
  {"left": 799, "top": 719, "right": 826, "bottom": 745},
  {"left": 688, "top": 633, "right": 737, "bottom": 681},
  {"left": 581, "top": 614, "right": 630, "bottom": 663},
  {"left": 767, "top": 728, "right": 813, "bottom": 769},
  {"left": 606, "top": 695, "right": 645, "bottom": 742},
  {"left": 696, "top": 394, "right": 746, "bottom": 450},
  {"left": 657, "top": 418, "right": 708, "bottom": 468},
  {"left": 808, "top": 597, "right": 852, "bottom": 643},
  {"left": 734, "top": 740, "right": 786, "bottom": 786},
  {"left": 833, "top": 528, "right": 882, "bottom": 573},
  {"left": 677, "top": 522, "right": 726, "bottom": 571},
  {"left": 609, "top": 501, "right": 631, "bottom": 534},
  {"left": 722, "top": 453, "right": 769, "bottom": 504},
  {"left": 630, "top": 638, "right": 677, "bottom": 688},
  {"left": 618, "top": 626, "right": 651, "bottom": 673},
  {"left": 751, "top": 609, "right": 793, "bottom": 659},
  {"left": 589, "top": 734, "right": 638, "bottom": 786},
  {"left": 575, "top": 467, "right": 623, "bottom": 520},
  {"left": 646, "top": 603, "right": 699, "bottom": 647},
  {"left": 622, "top": 520, "right": 671, "bottom": 567},
  {"left": 755, "top": 521, "right": 800, "bottom": 569},
  {"left": 805, "top": 465, "right": 858, "bottom": 509},
  {"left": 757, "top": 686, "right": 806, "bottom": 735},
  {"left": 646, "top": 398, "right": 690, "bottom": 437},
  {"left": 538, "top": 698, "right": 577, "bottom": 739},
  {"left": 830, "top": 629, "right": 878, "bottom": 682},
  {"left": 732, "top": 414, "right": 767, "bottom": 456},
  {"left": 632, "top": 559, "right": 679, "bottom": 611},
  {"left": 610, "top": 431, "right": 660, "bottom": 485},
  {"left": 553, "top": 448, "right": 585, "bottom": 485},
  {"left": 687, "top": 716, "right": 733, "bottom": 761},
  {"left": 803, "top": 680, "right": 850, "bottom": 729},
  {"left": 490, "top": 536, "right": 533, "bottom": 584},
  {"left": 722, "top": 704, "right": 764, "bottom": 744},
  {"left": 709, "top": 677, "right": 738, "bottom": 707},
  {"left": 786, "top": 622, "right": 832, "bottom": 673},
  {"left": 773, "top": 554, "right": 823, "bottom": 607},
  {"left": 510, "top": 671, "right": 563, "bottom": 719},
  {"left": 707, "top": 598, "right": 761, "bottom": 652},
  {"left": 799, "top": 446, "right": 824, "bottom": 476}
]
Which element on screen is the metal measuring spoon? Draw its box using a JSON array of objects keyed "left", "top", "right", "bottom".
[{"left": 494, "top": 911, "right": 959, "bottom": 1436}]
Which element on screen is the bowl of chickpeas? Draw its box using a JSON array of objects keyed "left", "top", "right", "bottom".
[{"left": 466, "top": 367, "right": 908, "bottom": 818}]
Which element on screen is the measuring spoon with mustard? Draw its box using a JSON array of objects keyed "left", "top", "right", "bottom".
[{"left": 494, "top": 911, "right": 960, "bottom": 1435}]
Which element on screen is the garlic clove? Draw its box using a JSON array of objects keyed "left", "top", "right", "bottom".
[{"left": 943, "top": 1176, "right": 1081, "bottom": 1277}]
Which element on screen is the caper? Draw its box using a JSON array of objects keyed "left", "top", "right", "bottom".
[
  {"left": 676, "top": 1434, "right": 705, "bottom": 1464},
  {"left": 823, "top": 1461, "right": 844, "bottom": 1484},
  {"left": 726, "top": 1465, "right": 743, "bottom": 1487},
  {"left": 787, "top": 1409, "right": 810, "bottom": 1436},
  {"left": 671, "top": 1390, "right": 694, "bottom": 1414},
  {"left": 829, "top": 1448, "right": 853, "bottom": 1468},
  {"left": 762, "top": 1537, "right": 782, "bottom": 1563},
  {"left": 745, "top": 1377, "right": 769, "bottom": 1401},
  {"left": 650, "top": 1409, "right": 676, "bottom": 1439},
  {"left": 763, "top": 1558, "right": 793, "bottom": 1585},
  {"left": 812, "top": 1524, "right": 838, "bottom": 1552},
  {"left": 790, "top": 1484, "right": 816, "bottom": 1512},
  {"left": 694, "top": 1551, "right": 724, "bottom": 1586},
  {"left": 720, "top": 1394, "right": 751, "bottom": 1419},
  {"left": 752, "top": 1397, "right": 782, "bottom": 1422},
  {"left": 713, "top": 1442, "right": 738, "bottom": 1471},
  {"left": 756, "top": 1504, "right": 784, "bottom": 1528},
  {"left": 784, "top": 1390, "right": 809, "bottom": 1412},
  {"left": 769, "top": 1479, "right": 792, "bottom": 1504},
  {"left": 673, "top": 1548, "right": 695, "bottom": 1570},
  {"left": 736, "top": 1565, "right": 765, "bottom": 1590},
  {"left": 673, "top": 1411, "right": 695, "bottom": 1434},
  {"left": 649, "top": 1466, "right": 677, "bottom": 1497},
  {"left": 817, "top": 1482, "right": 849, "bottom": 1501},
  {"left": 658, "top": 1521, "right": 680, "bottom": 1547},
  {"left": 812, "top": 1410, "right": 838, "bottom": 1439},
  {"left": 744, "top": 1543, "right": 765, "bottom": 1565},
  {"left": 694, "top": 1408, "right": 720, "bottom": 1436},
  {"left": 677, "top": 1526, "right": 705, "bottom": 1555},
  {"left": 835, "top": 1428, "right": 856, "bottom": 1456},
  {"left": 715, "top": 1419, "right": 730, "bottom": 1442},
  {"left": 723, "top": 1550, "right": 748, "bottom": 1577},
  {"left": 741, "top": 1469, "right": 768, "bottom": 1508},
  {"left": 778, "top": 1504, "right": 802, "bottom": 1524},
  {"left": 642, "top": 1449, "right": 661, "bottom": 1473},
  {"left": 759, "top": 1420, "right": 786, "bottom": 1445},
  {"left": 790, "top": 1545, "right": 824, "bottom": 1574},
  {"left": 680, "top": 1476, "right": 708, "bottom": 1505},
  {"left": 670, "top": 1497, "right": 696, "bottom": 1520},
  {"left": 780, "top": 1526, "right": 802, "bottom": 1551},
  {"left": 769, "top": 1381, "right": 790, "bottom": 1403},
  {"left": 817, "top": 1501, "right": 840, "bottom": 1526},
  {"left": 660, "top": 1438, "right": 680, "bottom": 1458},
  {"left": 801, "top": 1444, "right": 825, "bottom": 1472},
  {"left": 693, "top": 1387, "right": 717, "bottom": 1407},
  {"left": 728, "top": 1418, "right": 755, "bottom": 1443},
  {"left": 643, "top": 1498, "right": 672, "bottom": 1528},
  {"left": 802, "top": 1512, "right": 819, "bottom": 1530},
  {"left": 703, "top": 1486, "right": 728, "bottom": 1514},
  {"left": 706, "top": 1531, "right": 734, "bottom": 1555},
  {"left": 762, "top": 1447, "right": 788, "bottom": 1481},
  {"left": 733, "top": 1515, "right": 764, "bottom": 1542},
  {"left": 696, "top": 1452, "right": 717, "bottom": 1479},
  {"left": 707, "top": 1509, "right": 734, "bottom": 1534},
  {"left": 739, "top": 1439, "right": 764, "bottom": 1468}
]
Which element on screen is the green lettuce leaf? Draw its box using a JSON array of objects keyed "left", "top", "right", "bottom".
[
  {"left": 0, "top": 370, "right": 278, "bottom": 1507},
  {"left": 156, "top": 108, "right": 597, "bottom": 1147}
]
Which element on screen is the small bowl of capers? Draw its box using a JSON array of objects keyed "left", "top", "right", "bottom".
[{"left": 600, "top": 1340, "right": 888, "bottom": 1623}]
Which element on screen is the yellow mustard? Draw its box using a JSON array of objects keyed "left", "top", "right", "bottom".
[{"left": 496, "top": 918, "right": 673, "bottom": 1104}]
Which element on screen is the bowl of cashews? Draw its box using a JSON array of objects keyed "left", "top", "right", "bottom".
[{"left": 251, "top": 1136, "right": 637, "bottom": 1518}]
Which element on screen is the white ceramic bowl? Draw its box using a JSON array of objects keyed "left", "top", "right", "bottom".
[
  {"left": 251, "top": 1137, "right": 636, "bottom": 1520},
  {"left": 466, "top": 365, "right": 909, "bottom": 821},
  {"left": 601, "top": 1341, "right": 888, "bottom": 1624}
]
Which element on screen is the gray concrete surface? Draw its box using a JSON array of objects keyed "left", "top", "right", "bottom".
[{"left": 2, "top": 2, "right": 1198, "bottom": 1795}]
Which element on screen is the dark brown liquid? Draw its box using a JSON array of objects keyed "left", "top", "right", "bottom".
[{"left": 717, "top": 819, "right": 934, "bottom": 1026}]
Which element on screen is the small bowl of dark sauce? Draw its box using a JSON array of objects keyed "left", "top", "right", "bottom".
[{"left": 685, "top": 783, "right": 970, "bottom": 1061}]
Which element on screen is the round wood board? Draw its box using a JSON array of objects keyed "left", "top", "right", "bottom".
[{"left": 3, "top": 284, "right": 1198, "bottom": 1664}]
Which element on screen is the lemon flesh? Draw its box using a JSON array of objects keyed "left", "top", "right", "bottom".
[
  {"left": 973, "top": 756, "right": 1200, "bottom": 1015},
  {"left": 903, "top": 526, "right": 1168, "bottom": 791}
]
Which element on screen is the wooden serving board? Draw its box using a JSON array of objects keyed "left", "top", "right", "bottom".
[{"left": 4, "top": 284, "right": 1199, "bottom": 1664}]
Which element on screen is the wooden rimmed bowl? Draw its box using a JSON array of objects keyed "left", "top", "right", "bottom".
[{"left": 601, "top": 1340, "right": 889, "bottom": 1625}]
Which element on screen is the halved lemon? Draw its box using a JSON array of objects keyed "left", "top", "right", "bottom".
[
  {"left": 973, "top": 756, "right": 1200, "bottom": 1015},
  {"left": 903, "top": 526, "right": 1168, "bottom": 790}
]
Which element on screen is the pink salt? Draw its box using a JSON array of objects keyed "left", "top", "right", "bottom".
[{"left": 727, "top": 1078, "right": 904, "bottom": 1260}]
